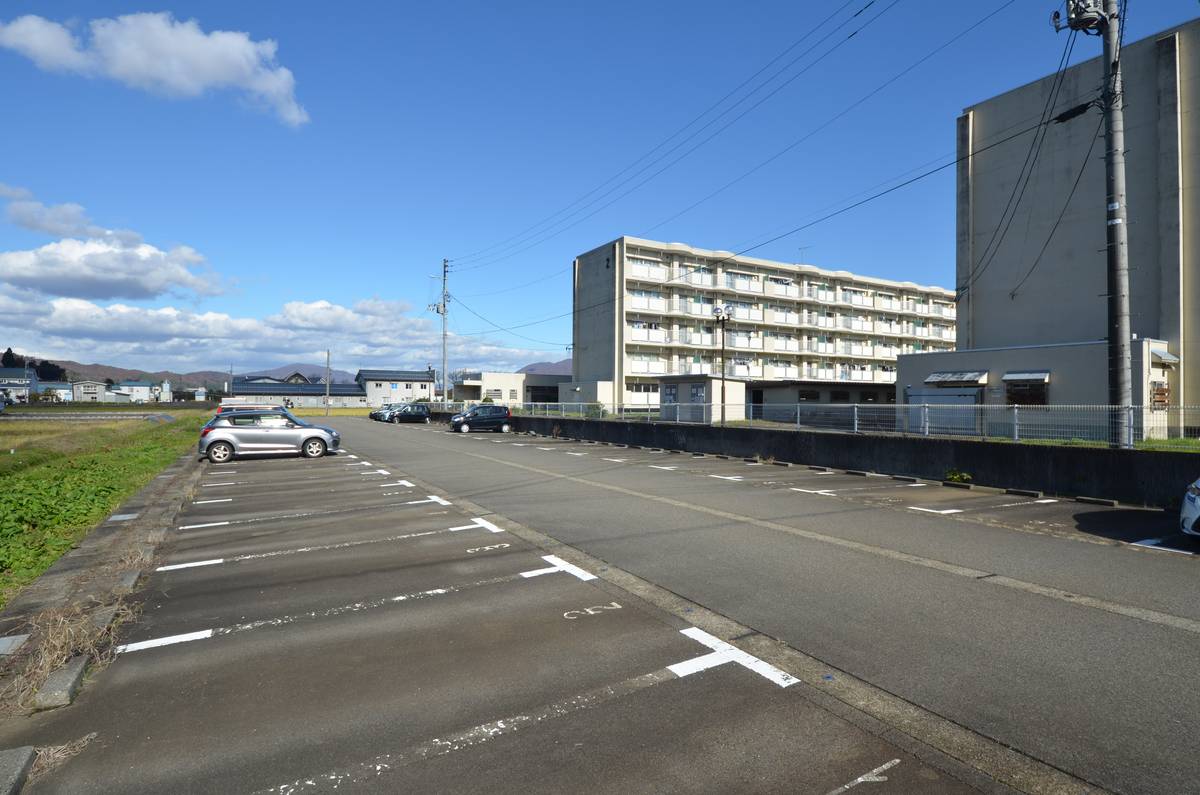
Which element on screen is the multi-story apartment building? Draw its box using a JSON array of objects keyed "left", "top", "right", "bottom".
[{"left": 570, "top": 236, "right": 955, "bottom": 406}]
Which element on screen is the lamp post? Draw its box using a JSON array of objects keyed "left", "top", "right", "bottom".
[{"left": 713, "top": 304, "right": 733, "bottom": 427}]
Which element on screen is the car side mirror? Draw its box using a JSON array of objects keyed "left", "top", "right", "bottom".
[{"left": 285, "top": 422, "right": 296, "bottom": 428}]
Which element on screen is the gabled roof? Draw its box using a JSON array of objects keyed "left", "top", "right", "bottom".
[
  {"left": 355, "top": 369, "right": 435, "bottom": 383},
  {"left": 119, "top": 380, "right": 154, "bottom": 387}
]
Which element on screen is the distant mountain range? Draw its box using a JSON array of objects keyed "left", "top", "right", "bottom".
[
  {"left": 45, "top": 357, "right": 570, "bottom": 387},
  {"left": 518, "top": 358, "right": 572, "bottom": 375},
  {"left": 50, "top": 360, "right": 356, "bottom": 389}
]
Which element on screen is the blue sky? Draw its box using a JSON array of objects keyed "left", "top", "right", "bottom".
[{"left": 0, "top": 1, "right": 1195, "bottom": 374}]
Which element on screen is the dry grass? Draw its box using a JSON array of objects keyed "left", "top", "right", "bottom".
[
  {"left": 0, "top": 419, "right": 142, "bottom": 452},
  {"left": 29, "top": 732, "right": 97, "bottom": 782},
  {"left": 0, "top": 602, "right": 138, "bottom": 711}
]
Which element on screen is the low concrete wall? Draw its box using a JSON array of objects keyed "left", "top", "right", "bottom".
[{"left": 506, "top": 416, "right": 1192, "bottom": 509}]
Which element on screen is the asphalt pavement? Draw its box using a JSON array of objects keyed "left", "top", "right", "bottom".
[
  {"left": 0, "top": 433, "right": 981, "bottom": 793},
  {"left": 302, "top": 419, "right": 1200, "bottom": 795}
]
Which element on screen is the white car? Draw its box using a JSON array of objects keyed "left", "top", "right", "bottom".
[{"left": 1181, "top": 478, "right": 1200, "bottom": 536}]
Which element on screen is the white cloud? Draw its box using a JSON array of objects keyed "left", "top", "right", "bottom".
[
  {"left": 0, "top": 12, "right": 307, "bottom": 126},
  {"left": 0, "top": 238, "right": 219, "bottom": 300},
  {"left": 0, "top": 186, "right": 219, "bottom": 299},
  {"left": 13, "top": 296, "right": 550, "bottom": 374}
]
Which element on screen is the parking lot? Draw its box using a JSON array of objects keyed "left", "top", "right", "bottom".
[
  {"left": 317, "top": 418, "right": 1200, "bottom": 795},
  {"left": 1, "top": 438, "right": 976, "bottom": 793}
]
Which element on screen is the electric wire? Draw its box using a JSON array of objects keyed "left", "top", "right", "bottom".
[
  {"left": 956, "top": 29, "right": 1078, "bottom": 298},
  {"left": 448, "top": 0, "right": 860, "bottom": 265},
  {"left": 1008, "top": 114, "right": 1105, "bottom": 298},
  {"left": 451, "top": 294, "right": 568, "bottom": 347},
  {"left": 453, "top": 118, "right": 1049, "bottom": 338},
  {"left": 452, "top": 0, "right": 902, "bottom": 273}
]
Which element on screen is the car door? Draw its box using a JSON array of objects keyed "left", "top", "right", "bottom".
[
  {"left": 256, "top": 414, "right": 301, "bottom": 451},
  {"left": 227, "top": 414, "right": 272, "bottom": 451},
  {"left": 479, "top": 406, "right": 502, "bottom": 430}
]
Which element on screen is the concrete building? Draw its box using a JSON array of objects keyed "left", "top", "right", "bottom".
[
  {"left": 656, "top": 374, "right": 747, "bottom": 423},
  {"left": 231, "top": 381, "right": 369, "bottom": 408},
  {"left": 72, "top": 380, "right": 106, "bottom": 402},
  {"left": 0, "top": 367, "right": 37, "bottom": 403},
  {"left": 355, "top": 369, "right": 436, "bottom": 407},
  {"left": 118, "top": 380, "right": 154, "bottom": 403},
  {"left": 900, "top": 19, "right": 1200, "bottom": 409},
  {"left": 571, "top": 236, "right": 955, "bottom": 408},
  {"left": 452, "top": 371, "right": 571, "bottom": 403}
]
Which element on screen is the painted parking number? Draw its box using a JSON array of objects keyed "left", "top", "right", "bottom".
[
  {"left": 563, "top": 602, "right": 623, "bottom": 620},
  {"left": 467, "top": 543, "right": 510, "bottom": 554}
]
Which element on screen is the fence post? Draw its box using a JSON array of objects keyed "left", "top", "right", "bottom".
[
  {"left": 852, "top": 404, "right": 859, "bottom": 434},
  {"left": 1012, "top": 405, "right": 1020, "bottom": 442},
  {"left": 796, "top": 404, "right": 801, "bottom": 431},
  {"left": 1126, "top": 404, "right": 1135, "bottom": 446},
  {"left": 922, "top": 404, "right": 930, "bottom": 437}
]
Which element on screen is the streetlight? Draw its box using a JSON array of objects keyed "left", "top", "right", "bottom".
[{"left": 712, "top": 304, "right": 734, "bottom": 427}]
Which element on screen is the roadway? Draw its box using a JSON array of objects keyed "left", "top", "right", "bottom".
[{"left": 2, "top": 422, "right": 988, "bottom": 793}]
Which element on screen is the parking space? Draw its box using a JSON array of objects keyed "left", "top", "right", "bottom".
[{"left": 6, "top": 431, "right": 973, "bottom": 794}]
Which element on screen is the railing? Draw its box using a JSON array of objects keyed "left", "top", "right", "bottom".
[{"left": 486, "top": 403, "right": 1200, "bottom": 450}]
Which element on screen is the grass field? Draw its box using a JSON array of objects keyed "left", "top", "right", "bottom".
[
  {"left": 0, "top": 413, "right": 208, "bottom": 606},
  {"left": 7, "top": 402, "right": 215, "bottom": 413}
]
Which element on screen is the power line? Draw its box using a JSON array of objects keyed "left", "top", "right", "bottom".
[
  {"left": 1008, "top": 114, "right": 1104, "bottom": 298},
  {"left": 448, "top": 0, "right": 860, "bottom": 265},
  {"left": 453, "top": 118, "right": 1048, "bottom": 338},
  {"left": 640, "top": 0, "right": 1016, "bottom": 236},
  {"left": 451, "top": 294, "right": 567, "bottom": 347},
  {"left": 956, "top": 29, "right": 1078, "bottom": 297},
  {"left": 453, "top": 0, "right": 902, "bottom": 273}
]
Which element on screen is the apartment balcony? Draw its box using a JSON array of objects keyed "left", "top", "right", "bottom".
[
  {"left": 630, "top": 296, "right": 667, "bottom": 312},
  {"left": 668, "top": 332, "right": 714, "bottom": 347},
  {"left": 767, "top": 309, "right": 800, "bottom": 325},
  {"left": 668, "top": 362, "right": 714, "bottom": 376},
  {"left": 730, "top": 306, "right": 764, "bottom": 322},
  {"left": 932, "top": 327, "right": 955, "bottom": 341},
  {"left": 628, "top": 360, "right": 669, "bottom": 375},
  {"left": 931, "top": 304, "right": 957, "bottom": 319},
  {"left": 911, "top": 327, "right": 931, "bottom": 338},
  {"left": 813, "top": 316, "right": 837, "bottom": 329},
  {"left": 804, "top": 367, "right": 837, "bottom": 380},
  {"left": 629, "top": 327, "right": 668, "bottom": 343},
  {"left": 765, "top": 364, "right": 800, "bottom": 379},
  {"left": 842, "top": 293, "right": 872, "bottom": 308},
  {"left": 725, "top": 363, "right": 764, "bottom": 378},
  {"left": 840, "top": 344, "right": 875, "bottom": 358},
  {"left": 875, "top": 347, "right": 900, "bottom": 360},
  {"left": 805, "top": 288, "right": 837, "bottom": 303},
  {"left": 766, "top": 338, "right": 800, "bottom": 353},
  {"left": 841, "top": 318, "right": 872, "bottom": 333},
  {"left": 729, "top": 336, "right": 764, "bottom": 351},
  {"left": 875, "top": 297, "right": 902, "bottom": 311},
  {"left": 806, "top": 343, "right": 836, "bottom": 355},
  {"left": 724, "top": 276, "right": 764, "bottom": 294},
  {"left": 768, "top": 282, "right": 800, "bottom": 298},
  {"left": 874, "top": 321, "right": 904, "bottom": 336},
  {"left": 628, "top": 263, "right": 668, "bottom": 282},
  {"left": 681, "top": 270, "right": 716, "bottom": 287}
]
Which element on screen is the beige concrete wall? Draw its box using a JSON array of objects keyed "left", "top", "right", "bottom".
[
  {"left": 557, "top": 380, "right": 614, "bottom": 405},
  {"left": 958, "top": 24, "right": 1195, "bottom": 402},
  {"left": 573, "top": 242, "right": 619, "bottom": 383}
]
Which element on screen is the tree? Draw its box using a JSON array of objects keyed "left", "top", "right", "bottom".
[
  {"left": 1, "top": 348, "right": 20, "bottom": 369},
  {"left": 33, "top": 360, "right": 65, "bottom": 381},
  {"left": 104, "top": 377, "right": 115, "bottom": 386}
]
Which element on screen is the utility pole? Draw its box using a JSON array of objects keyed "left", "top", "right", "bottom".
[
  {"left": 1055, "top": 0, "right": 1132, "bottom": 447},
  {"left": 713, "top": 304, "right": 733, "bottom": 427},
  {"left": 428, "top": 259, "right": 449, "bottom": 405},
  {"left": 324, "top": 349, "right": 331, "bottom": 417}
]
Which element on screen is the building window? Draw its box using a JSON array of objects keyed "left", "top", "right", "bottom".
[
  {"left": 1006, "top": 382, "right": 1047, "bottom": 406},
  {"left": 485, "top": 389, "right": 503, "bottom": 399},
  {"left": 798, "top": 389, "right": 820, "bottom": 401},
  {"left": 830, "top": 390, "right": 851, "bottom": 403},
  {"left": 421, "top": 383, "right": 428, "bottom": 390},
  {"left": 689, "top": 384, "right": 706, "bottom": 403},
  {"left": 406, "top": 383, "right": 412, "bottom": 389},
  {"left": 390, "top": 383, "right": 398, "bottom": 389},
  {"left": 663, "top": 384, "right": 678, "bottom": 403},
  {"left": 375, "top": 382, "right": 382, "bottom": 388},
  {"left": 509, "top": 389, "right": 518, "bottom": 400}
]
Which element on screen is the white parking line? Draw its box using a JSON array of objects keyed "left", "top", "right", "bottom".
[
  {"left": 193, "top": 498, "right": 233, "bottom": 505},
  {"left": 566, "top": 452, "right": 587, "bottom": 456},
  {"left": 708, "top": 475, "right": 743, "bottom": 482},
  {"left": 669, "top": 627, "right": 797, "bottom": 688},
  {"left": 602, "top": 458, "right": 627, "bottom": 463},
  {"left": 519, "top": 554, "right": 596, "bottom": 581},
  {"left": 826, "top": 759, "right": 900, "bottom": 795},
  {"left": 536, "top": 447, "right": 556, "bottom": 451},
  {"left": 156, "top": 518, "right": 503, "bottom": 572},
  {"left": 791, "top": 488, "right": 835, "bottom": 496},
  {"left": 406, "top": 495, "right": 452, "bottom": 506},
  {"left": 346, "top": 455, "right": 358, "bottom": 459},
  {"left": 908, "top": 507, "right": 963, "bottom": 515},
  {"left": 117, "top": 574, "right": 521, "bottom": 654},
  {"left": 1132, "top": 538, "right": 1193, "bottom": 555},
  {"left": 346, "top": 461, "right": 371, "bottom": 467},
  {"left": 362, "top": 469, "right": 391, "bottom": 476},
  {"left": 648, "top": 465, "right": 677, "bottom": 471},
  {"left": 377, "top": 480, "right": 415, "bottom": 488},
  {"left": 178, "top": 521, "right": 231, "bottom": 530},
  {"left": 202, "top": 482, "right": 245, "bottom": 487}
]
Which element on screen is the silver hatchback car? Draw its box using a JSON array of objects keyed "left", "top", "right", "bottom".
[{"left": 199, "top": 410, "right": 340, "bottom": 463}]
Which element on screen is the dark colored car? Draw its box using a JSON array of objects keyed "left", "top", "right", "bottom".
[
  {"left": 369, "top": 403, "right": 405, "bottom": 421},
  {"left": 386, "top": 403, "right": 431, "bottom": 424},
  {"left": 449, "top": 404, "right": 512, "bottom": 433}
]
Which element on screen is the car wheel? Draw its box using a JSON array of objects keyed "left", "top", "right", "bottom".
[
  {"left": 207, "top": 442, "right": 234, "bottom": 464},
  {"left": 459, "top": 423, "right": 470, "bottom": 433},
  {"left": 423, "top": 416, "right": 430, "bottom": 424},
  {"left": 391, "top": 415, "right": 401, "bottom": 424},
  {"left": 302, "top": 438, "right": 327, "bottom": 458},
  {"left": 499, "top": 422, "right": 512, "bottom": 433}
]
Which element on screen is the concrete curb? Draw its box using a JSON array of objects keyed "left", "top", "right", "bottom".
[
  {"left": 0, "top": 747, "right": 35, "bottom": 794},
  {"left": 1076, "top": 495, "right": 1119, "bottom": 507},
  {"left": 943, "top": 481, "right": 974, "bottom": 490},
  {"left": 891, "top": 475, "right": 920, "bottom": 483},
  {"left": 31, "top": 655, "right": 87, "bottom": 710},
  {"left": 1007, "top": 488, "right": 1044, "bottom": 498}
]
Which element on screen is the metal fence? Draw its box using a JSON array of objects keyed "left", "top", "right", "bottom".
[{"left": 428, "top": 401, "right": 1200, "bottom": 450}]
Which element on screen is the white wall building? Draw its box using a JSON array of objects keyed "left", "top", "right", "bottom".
[
  {"left": 572, "top": 236, "right": 955, "bottom": 407},
  {"left": 453, "top": 371, "right": 571, "bottom": 403}
]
